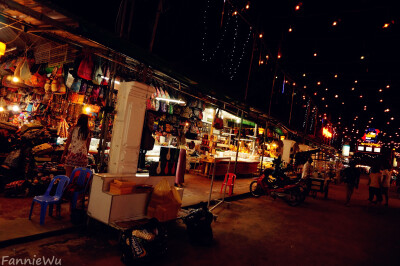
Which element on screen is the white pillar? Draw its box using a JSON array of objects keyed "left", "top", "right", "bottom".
[{"left": 108, "top": 82, "right": 155, "bottom": 174}]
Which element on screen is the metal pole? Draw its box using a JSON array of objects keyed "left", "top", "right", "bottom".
[
  {"left": 234, "top": 110, "right": 244, "bottom": 175},
  {"left": 260, "top": 120, "right": 268, "bottom": 174},
  {"left": 289, "top": 86, "right": 295, "bottom": 126}
]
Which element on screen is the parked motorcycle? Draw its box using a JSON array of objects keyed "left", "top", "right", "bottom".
[{"left": 249, "top": 168, "right": 306, "bottom": 206}]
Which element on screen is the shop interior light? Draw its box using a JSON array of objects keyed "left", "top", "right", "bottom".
[
  {"left": 85, "top": 106, "right": 91, "bottom": 114},
  {"left": 12, "top": 105, "right": 20, "bottom": 112},
  {"left": 0, "top": 42, "right": 6, "bottom": 57},
  {"left": 155, "top": 97, "right": 186, "bottom": 104},
  {"left": 12, "top": 76, "right": 20, "bottom": 83},
  {"left": 0, "top": 106, "right": 4, "bottom": 112}
]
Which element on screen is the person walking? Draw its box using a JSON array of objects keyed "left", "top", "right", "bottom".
[
  {"left": 368, "top": 164, "right": 383, "bottom": 204},
  {"left": 61, "top": 114, "right": 91, "bottom": 177},
  {"left": 343, "top": 160, "right": 360, "bottom": 206},
  {"left": 381, "top": 161, "right": 392, "bottom": 206}
]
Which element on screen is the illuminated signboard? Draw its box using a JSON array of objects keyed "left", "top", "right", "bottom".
[
  {"left": 361, "top": 128, "right": 380, "bottom": 143},
  {"left": 374, "top": 147, "right": 381, "bottom": 153},
  {"left": 322, "top": 127, "right": 332, "bottom": 138},
  {"left": 358, "top": 146, "right": 364, "bottom": 151},
  {"left": 365, "top": 146, "right": 373, "bottom": 152},
  {"left": 342, "top": 145, "right": 350, "bottom": 157}
]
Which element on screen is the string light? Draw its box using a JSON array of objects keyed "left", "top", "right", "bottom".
[
  {"left": 259, "top": 33, "right": 263, "bottom": 38},
  {"left": 233, "top": 11, "right": 238, "bottom": 16},
  {"left": 227, "top": 15, "right": 240, "bottom": 80},
  {"left": 379, "top": 89, "right": 383, "bottom": 92},
  {"left": 334, "top": 74, "right": 338, "bottom": 78},
  {"left": 354, "top": 80, "right": 358, "bottom": 83},
  {"left": 386, "top": 85, "right": 390, "bottom": 88},
  {"left": 201, "top": 0, "right": 211, "bottom": 62},
  {"left": 303, "top": 85, "right": 307, "bottom": 88},
  {"left": 295, "top": 3, "right": 302, "bottom": 11},
  {"left": 313, "top": 52, "right": 317, "bottom": 57},
  {"left": 332, "top": 21, "right": 337, "bottom": 26},
  {"left": 303, "top": 73, "right": 306, "bottom": 77},
  {"left": 360, "top": 56, "right": 365, "bottom": 60},
  {"left": 245, "top": 2, "right": 250, "bottom": 9},
  {"left": 342, "top": 102, "right": 345, "bottom": 104},
  {"left": 277, "top": 54, "right": 281, "bottom": 59},
  {"left": 325, "top": 88, "right": 328, "bottom": 91},
  {"left": 335, "top": 95, "right": 338, "bottom": 98},
  {"left": 351, "top": 87, "right": 355, "bottom": 91},
  {"left": 383, "top": 23, "right": 390, "bottom": 28},
  {"left": 380, "top": 99, "right": 383, "bottom": 102},
  {"left": 359, "top": 95, "right": 363, "bottom": 98},
  {"left": 288, "top": 27, "right": 293, "bottom": 32},
  {"left": 317, "top": 81, "right": 321, "bottom": 85}
]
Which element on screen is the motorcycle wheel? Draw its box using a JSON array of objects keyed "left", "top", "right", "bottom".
[
  {"left": 250, "top": 181, "right": 263, "bottom": 197},
  {"left": 286, "top": 189, "right": 302, "bottom": 207}
]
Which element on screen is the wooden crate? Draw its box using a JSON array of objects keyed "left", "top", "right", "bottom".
[{"left": 109, "top": 180, "right": 136, "bottom": 195}]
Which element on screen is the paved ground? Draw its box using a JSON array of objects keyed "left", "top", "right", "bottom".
[{"left": 1, "top": 175, "right": 399, "bottom": 266}]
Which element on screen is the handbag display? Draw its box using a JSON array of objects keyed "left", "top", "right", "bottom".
[
  {"left": 213, "top": 109, "right": 224, "bottom": 129},
  {"left": 77, "top": 53, "right": 94, "bottom": 80}
]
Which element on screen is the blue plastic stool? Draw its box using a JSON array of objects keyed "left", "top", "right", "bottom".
[{"left": 29, "top": 175, "right": 70, "bottom": 225}]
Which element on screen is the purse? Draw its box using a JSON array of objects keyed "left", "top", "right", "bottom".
[{"left": 213, "top": 109, "right": 224, "bottom": 129}]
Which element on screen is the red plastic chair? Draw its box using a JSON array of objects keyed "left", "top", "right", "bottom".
[{"left": 220, "top": 173, "right": 237, "bottom": 196}]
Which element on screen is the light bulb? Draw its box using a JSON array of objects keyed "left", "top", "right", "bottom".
[
  {"left": 383, "top": 23, "right": 390, "bottom": 28},
  {"left": 259, "top": 33, "right": 263, "bottom": 38},
  {"left": 12, "top": 76, "right": 19, "bottom": 83},
  {"left": 333, "top": 21, "right": 337, "bottom": 26},
  {"left": 0, "top": 106, "right": 4, "bottom": 112},
  {"left": 85, "top": 106, "right": 91, "bottom": 113},
  {"left": 360, "top": 56, "right": 365, "bottom": 60},
  {"left": 313, "top": 53, "right": 317, "bottom": 57},
  {"left": 12, "top": 105, "right": 19, "bottom": 112}
]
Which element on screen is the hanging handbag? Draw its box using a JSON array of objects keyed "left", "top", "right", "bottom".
[
  {"left": 213, "top": 109, "right": 224, "bottom": 129},
  {"left": 92, "top": 62, "right": 103, "bottom": 85},
  {"left": 20, "top": 58, "right": 32, "bottom": 81},
  {"left": 77, "top": 53, "right": 94, "bottom": 80},
  {"left": 71, "top": 78, "right": 81, "bottom": 93}
]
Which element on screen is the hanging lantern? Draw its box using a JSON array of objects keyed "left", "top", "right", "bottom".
[{"left": 0, "top": 42, "right": 6, "bottom": 57}]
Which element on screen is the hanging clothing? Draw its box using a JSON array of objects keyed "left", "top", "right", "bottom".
[{"left": 65, "top": 127, "right": 89, "bottom": 168}]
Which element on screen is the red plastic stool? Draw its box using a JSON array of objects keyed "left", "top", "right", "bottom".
[{"left": 220, "top": 173, "right": 237, "bottom": 196}]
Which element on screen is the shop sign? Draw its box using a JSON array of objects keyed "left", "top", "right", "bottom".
[
  {"left": 361, "top": 128, "right": 380, "bottom": 143},
  {"left": 322, "top": 127, "right": 332, "bottom": 138}
]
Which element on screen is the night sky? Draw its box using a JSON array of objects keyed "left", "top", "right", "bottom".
[{"left": 53, "top": 0, "right": 400, "bottom": 146}]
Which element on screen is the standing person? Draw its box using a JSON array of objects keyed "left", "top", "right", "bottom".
[
  {"left": 343, "top": 160, "right": 360, "bottom": 206},
  {"left": 381, "top": 161, "right": 392, "bottom": 206},
  {"left": 367, "top": 164, "right": 383, "bottom": 204},
  {"left": 61, "top": 114, "right": 91, "bottom": 177},
  {"left": 302, "top": 157, "right": 313, "bottom": 179}
]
